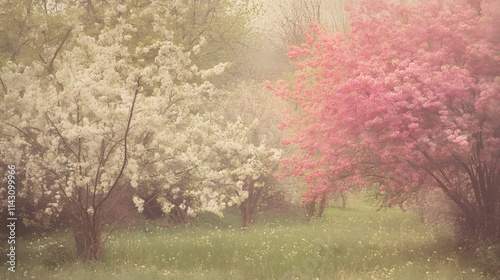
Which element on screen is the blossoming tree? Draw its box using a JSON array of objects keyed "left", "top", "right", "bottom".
[
  {"left": 133, "top": 114, "right": 281, "bottom": 228},
  {"left": 0, "top": 0, "right": 280, "bottom": 261},
  {"left": 270, "top": 0, "right": 500, "bottom": 241}
]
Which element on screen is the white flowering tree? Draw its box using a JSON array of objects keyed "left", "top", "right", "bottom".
[
  {"left": 133, "top": 114, "right": 282, "bottom": 228},
  {"left": 179, "top": 116, "right": 281, "bottom": 229},
  {"left": 220, "top": 81, "right": 291, "bottom": 225},
  {"left": 0, "top": 34, "right": 205, "bottom": 262},
  {"left": 0, "top": 0, "right": 282, "bottom": 261}
]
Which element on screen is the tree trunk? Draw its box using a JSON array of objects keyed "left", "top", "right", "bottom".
[
  {"left": 73, "top": 224, "right": 86, "bottom": 258},
  {"left": 73, "top": 216, "right": 102, "bottom": 261},
  {"left": 239, "top": 182, "right": 263, "bottom": 229},
  {"left": 306, "top": 195, "right": 317, "bottom": 220},
  {"left": 316, "top": 193, "right": 327, "bottom": 218},
  {"left": 240, "top": 200, "right": 251, "bottom": 229}
]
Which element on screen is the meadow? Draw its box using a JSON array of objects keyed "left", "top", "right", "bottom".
[{"left": 1, "top": 197, "right": 495, "bottom": 280}]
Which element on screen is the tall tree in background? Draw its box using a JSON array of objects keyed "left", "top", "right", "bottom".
[
  {"left": 273, "top": 0, "right": 347, "bottom": 47},
  {"left": 172, "top": 0, "right": 261, "bottom": 83},
  {"left": 264, "top": 0, "right": 347, "bottom": 77},
  {"left": 270, "top": 0, "right": 500, "bottom": 241},
  {"left": 0, "top": 0, "right": 74, "bottom": 68}
]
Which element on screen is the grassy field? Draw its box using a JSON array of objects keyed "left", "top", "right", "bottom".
[{"left": 1, "top": 197, "right": 495, "bottom": 279}]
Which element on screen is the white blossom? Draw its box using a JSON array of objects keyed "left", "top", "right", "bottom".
[
  {"left": 200, "top": 63, "right": 228, "bottom": 79},
  {"left": 133, "top": 196, "right": 145, "bottom": 213},
  {"left": 116, "top": 4, "right": 127, "bottom": 13}
]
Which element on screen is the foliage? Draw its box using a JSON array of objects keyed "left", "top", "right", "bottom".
[
  {"left": 269, "top": 0, "right": 500, "bottom": 241},
  {"left": 0, "top": 0, "right": 70, "bottom": 66},
  {"left": 170, "top": 0, "right": 262, "bottom": 83}
]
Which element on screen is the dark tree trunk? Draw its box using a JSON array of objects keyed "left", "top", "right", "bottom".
[
  {"left": 73, "top": 224, "right": 87, "bottom": 258},
  {"left": 429, "top": 138, "right": 500, "bottom": 243},
  {"left": 306, "top": 195, "right": 317, "bottom": 220},
  {"left": 73, "top": 214, "right": 102, "bottom": 261},
  {"left": 240, "top": 181, "right": 263, "bottom": 229},
  {"left": 240, "top": 200, "right": 251, "bottom": 229},
  {"left": 316, "top": 193, "right": 327, "bottom": 218}
]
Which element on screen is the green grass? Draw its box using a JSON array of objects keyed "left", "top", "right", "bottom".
[{"left": 0, "top": 197, "right": 494, "bottom": 279}]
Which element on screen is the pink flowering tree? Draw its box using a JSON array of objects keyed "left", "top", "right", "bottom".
[{"left": 270, "top": 0, "right": 499, "bottom": 240}]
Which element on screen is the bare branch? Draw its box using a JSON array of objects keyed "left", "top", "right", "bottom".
[
  {"left": 0, "top": 76, "right": 7, "bottom": 94},
  {"left": 92, "top": 139, "right": 107, "bottom": 209},
  {"left": 10, "top": 2, "right": 33, "bottom": 61},
  {"left": 48, "top": 28, "right": 72, "bottom": 74},
  {"left": 95, "top": 77, "right": 141, "bottom": 212},
  {"left": 101, "top": 209, "right": 136, "bottom": 245}
]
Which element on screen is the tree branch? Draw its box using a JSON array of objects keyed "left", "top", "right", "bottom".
[
  {"left": 0, "top": 76, "right": 7, "bottom": 94},
  {"left": 45, "top": 113, "right": 79, "bottom": 160},
  {"left": 10, "top": 2, "right": 33, "bottom": 61},
  {"left": 48, "top": 28, "right": 72, "bottom": 74},
  {"left": 94, "top": 78, "right": 141, "bottom": 212}
]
